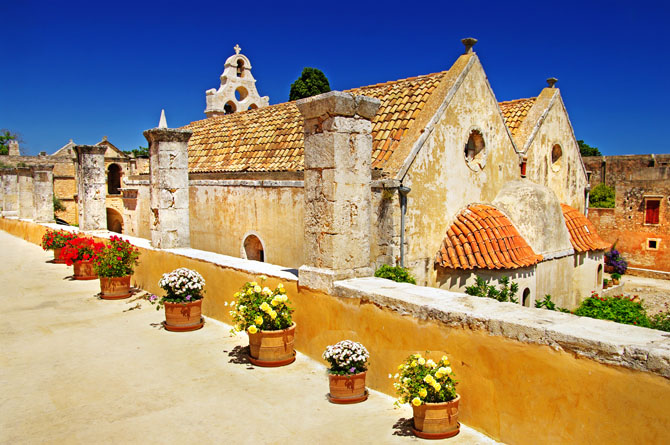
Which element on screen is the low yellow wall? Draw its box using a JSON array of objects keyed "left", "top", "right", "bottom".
[{"left": 2, "top": 218, "right": 669, "bottom": 445}]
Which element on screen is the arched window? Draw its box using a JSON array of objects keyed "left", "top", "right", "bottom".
[
  {"left": 464, "top": 129, "right": 486, "bottom": 170},
  {"left": 106, "top": 208, "right": 123, "bottom": 233},
  {"left": 522, "top": 288, "right": 531, "bottom": 307},
  {"left": 551, "top": 144, "right": 562, "bottom": 172},
  {"left": 236, "top": 59, "right": 245, "bottom": 78},
  {"left": 235, "top": 87, "right": 248, "bottom": 102},
  {"left": 224, "top": 101, "right": 237, "bottom": 115},
  {"left": 107, "top": 164, "right": 122, "bottom": 195},
  {"left": 243, "top": 234, "right": 264, "bottom": 262}
]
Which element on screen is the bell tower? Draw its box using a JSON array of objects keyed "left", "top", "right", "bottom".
[{"left": 205, "top": 44, "right": 270, "bottom": 118}]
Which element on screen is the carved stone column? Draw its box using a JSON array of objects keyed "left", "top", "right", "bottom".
[
  {"left": 143, "top": 127, "right": 192, "bottom": 249},
  {"left": 295, "top": 91, "right": 380, "bottom": 292},
  {"left": 33, "top": 164, "right": 55, "bottom": 223},
  {"left": 74, "top": 145, "right": 107, "bottom": 230},
  {"left": 17, "top": 166, "right": 34, "bottom": 219}
]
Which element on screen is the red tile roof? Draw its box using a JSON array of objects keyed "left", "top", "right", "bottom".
[
  {"left": 499, "top": 97, "right": 536, "bottom": 135},
  {"left": 435, "top": 204, "right": 543, "bottom": 270},
  {"left": 185, "top": 72, "right": 447, "bottom": 173},
  {"left": 561, "top": 204, "right": 611, "bottom": 252}
]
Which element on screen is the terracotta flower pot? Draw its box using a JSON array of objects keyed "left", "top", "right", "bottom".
[
  {"left": 73, "top": 260, "right": 97, "bottom": 280},
  {"left": 163, "top": 299, "right": 204, "bottom": 332},
  {"left": 327, "top": 371, "right": 368, "bottom": 404},
  {"left": 99, "top": 275, "right": 132, "bottom": 300},
  {"left": 247, "top": 323, "right": 296, "bottom": 367},
  {"left": 411, "top": 395, "right": 461, "bottom": 439},
  {"left": 612, "top": 278, "right": 620, "bottom": 285},
  {"left": 53, "top": 248, "right": 65, "bottom": 264}
]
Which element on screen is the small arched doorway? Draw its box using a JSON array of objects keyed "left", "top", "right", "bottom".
[
  {"left": 597, "top": 264, "right": 603, "bottom": 287},
  {"left": 522, "top": 288, "right": 531, "bottom": 307},
  {"left": 243, "top": 234, "right": 264, "bottom": 262},
  {"left": 106, "top": 208, "right": 123, "bottom": 233},
  {"left": 107, "top": 164, "right": 122, "bottom": 195}
]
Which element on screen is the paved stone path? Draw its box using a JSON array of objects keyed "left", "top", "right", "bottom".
[{"left": 0, "top": 230, "right": 498, "bottom": 444}]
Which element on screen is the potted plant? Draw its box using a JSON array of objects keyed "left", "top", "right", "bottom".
[
  {"left": 149, "top": 268, "right": 206, "bottom": 332},
  {"left": 60, "top": 236, "right": 104, "bottom": 280},
  {"left": 603, "top": 278, "right": 610, "bottom": 289},
  {"left": 230, "top": 276, "right": 295, "bottom": 367},
  {"left": 605, "top": 248, "right": 628, "bottom": 275},
  {"left": 41, "top": 229, "right": 78, "bottom": 263},
  {"left": 611, "top": 273, "right": 621, "bottom": 285},
  {"left": 394, "top": 352, "right": 460, "bottom": 439},
  {"left": 93, "top": 236, "right": 140, "bottom": 300},
  {"left": 323, "top": 340, "right": 370, "bottom": 404}
]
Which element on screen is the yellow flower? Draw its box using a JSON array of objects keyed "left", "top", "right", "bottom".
[
  {"left": 418, "top": 388, "right": 427, "bottom": 398},
  {"left": 259, "top": 302, "right": 271, "bottom": 312},
  {"left": 247, "top": 325, "right": 258, "bottom": 334},
  {"left": 423, "top": 375, "right": 435, "bottom": 384},
  {"left": 262, "top": 287, "right": 272, "bottom": 295},
  {"left": 411, "top": 361, "right": 418, "bottom": 368},
  {"left": 271, "top": 298, "right": 279, "bottom": 307},
  {"left": 445, "top": 366, "right": 452, "bottom": 375},
  {"left": 254, "top": 316, "right": 263, "bottom": 325},
  {"left": 279, "top": 287, "right": 286, "bottom": 294},
  {"left": 397, "top": 364, "right": 404, "bottom": 370},
  {"left": 281, "top": 294, "right": 288, "bottom": 302},
  {"left": 433, "top": 382, "right": 441, "bottom": 392},
  {"left": 259, "top": 275, "right": 267, "bottom": 281},
  {"left": 250, "top": 282, "right": 258, "bottom": 287},
  {"left": 412, "top": 397, "right": 422, "bottom": 406},
  {"left": 426, "top": 359, "right": 436, "bottom": 368},
  {"left": 234, "top": 292, "right": 240, "bottom": 298},
  {"left": 414, "top": 353, "right": 422, "bottom": 359},
  {"left": 269, "top": 310, "right": 277, "bottom": 320},
  {"left": 246, "top": 289, "right": 253, "bottom": 295},
  {"left": 418, "top": 357, "right": 426, "bottom": 365},
  {"left": 441, "top": 355, "right": 449, "bottom": 364},
  {"left": 277, "top": 283, "right": 283, "bottom": 289},
  {"left": 254, "top": 285, "right": 262, "bottom": 293}
]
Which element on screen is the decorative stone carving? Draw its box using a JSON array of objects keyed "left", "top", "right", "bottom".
[
  {"left": 17, "top": 167, "right": 34, "bottom": 219},
  {"left": 296, "top": 91, "right": 381, "bottom": 292},
  {"left": 205, "top": 44, "right": 269, "bottom": 118},
  {"left": 33, "top": 164, "right": 55, "bottom": 223},
  {"left": 74, "top": 145, "right": 107, "bottom": 231},
  {"left": 144, "top": 124, "right": 192, "bottom": 249}
]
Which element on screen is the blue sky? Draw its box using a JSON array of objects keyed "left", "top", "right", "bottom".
[{"left": 1, "top": 0, "right": 668, "bottom": 156}]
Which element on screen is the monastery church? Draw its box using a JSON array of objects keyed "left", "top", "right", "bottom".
[{"left": 4, "top": 38, "right": 610, "bottom": 309}]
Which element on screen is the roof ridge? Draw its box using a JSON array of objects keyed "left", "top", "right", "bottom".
[{"left": 499, "top": 97, "right": 537, "bottom": 106}]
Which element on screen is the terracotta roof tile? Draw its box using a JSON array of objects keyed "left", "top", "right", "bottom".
[
  {"left": 560, "top": 204, "right": 611, "bottom": 252},
  {"left": 184, "top": 71, "right": 447, "bottom": 173},
  {"left": 435, "top": 204, "right": 543, "bottom": 270},
  {"left": 499, "top": 97, "right": 536, "bottom": 136}
]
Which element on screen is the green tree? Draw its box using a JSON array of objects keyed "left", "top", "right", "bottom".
[
  {"left": 589, "top": 183, "right": 615, "bottom": 208},
  {"left": 289, "top": 67, "right": 331, "bottom": 101},
  {"left": 578, "top": 140, "right": 602, "bottom": 157},
  {"left": 0, "top": 130, "right": 19, "bottom": 155},
  {"left": 123, "top": 145, "right": 149, "bottom": 158}
]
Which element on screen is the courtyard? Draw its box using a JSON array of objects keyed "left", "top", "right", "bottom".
[{"left": 0, "top": 230, "right": 497, "bottom": 444}]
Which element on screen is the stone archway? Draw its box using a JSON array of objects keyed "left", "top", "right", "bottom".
[{"left": 106, "top": 208, "right": 123, "bottom": 233}]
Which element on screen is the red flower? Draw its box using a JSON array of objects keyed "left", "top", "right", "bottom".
[{"left": 117, "top": 256, "right": 122, "bottom": 261}]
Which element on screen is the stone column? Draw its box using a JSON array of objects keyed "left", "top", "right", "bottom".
[
  {"left": 17, "top": 167, "right": 35, "bottom": 219},
  {"left": 143, "top": 127, "right": 192, "bottom": 249},
  {"left": 2, "top": 169, "right": 18, "bottom": 216},
  {"left": 295, "top": 91, "right": 381, "bottom": 292},
  {"left": 33, "top": 164, "right": 55, "bottom": 223},
  {"left": 74, "top": 145, "right": 107, "bottom": 230},
  {"left": 0, "top": 170, "right": 4, "bottom": 213}
]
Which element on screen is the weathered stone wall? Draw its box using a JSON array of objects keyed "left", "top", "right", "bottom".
[
  {"left": 402, "top": 57, "right": 522, "bottom": 286},
  {"left": 2, "top": 170, "right": 18, "bottom": 215},
  {"left": 189, "top": 182, "right": 305, "bottom": 268},
  {"left": 53, "top": 161, "right": 77, "bottom": 224},
  {"left": 524, "top": 94, "right": 587, "bottom": 211},
  {"left": 435, "top": 266, "right": 538, "bottom": 306},
  {"left": 121, "top": 179, "right": 151, "bottom": 240},
  {"left": 585, "top": 155, "right": 670, "bottom": 273},
  {"left": 17, "top": 167, "right": 34, "bottom": 219},
  {"left": 32, "top": 165, "right": 54, "bottom": 223}
]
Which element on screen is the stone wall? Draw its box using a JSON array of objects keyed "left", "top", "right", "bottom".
[
  {"left": 585, "top": 155, "right": 670, "bottom": 274},
  {"left": 2, "top": 216, "right": 669, "bottom": 445}
]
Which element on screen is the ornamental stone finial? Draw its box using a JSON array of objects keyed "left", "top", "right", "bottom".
[
  {"left": 462, "top": 37, "right": 478, "bottom": 54},
  {"left": 546, "top": 77, "right": 558, "bottom": 88},
  {"left": 234, "top": 44, "right": 241, "bottom": 55},
  {"left": 158, "top": 109, "right": 168, "bottom": 129}
]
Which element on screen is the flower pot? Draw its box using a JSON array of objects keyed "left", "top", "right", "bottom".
[
  {"left": 604, "top": 265, "right": 614, "bottom": 274},
  {"left": 99, "top": 275, "right": 132, "bottom": 300},
  {"left": 163, "top": 299, "right": 204, "bottom": 332},
  {"left": 53, "top": 248, "right": 65, "bottom": 264},
  {"left": 612, "top": 278, "right": 620, "bottom": 285},
  {"left": 73, "top": 260, "right": 97, "bottom": 280},
  {"left": 411, "top": 395, "right": 460, "bottom": 439},
  {"left": 247, "top": 323, "right": 296, "bottom": 367},
  {"left": 327, "top": 371, "right": 368, "bottom": 404}
]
